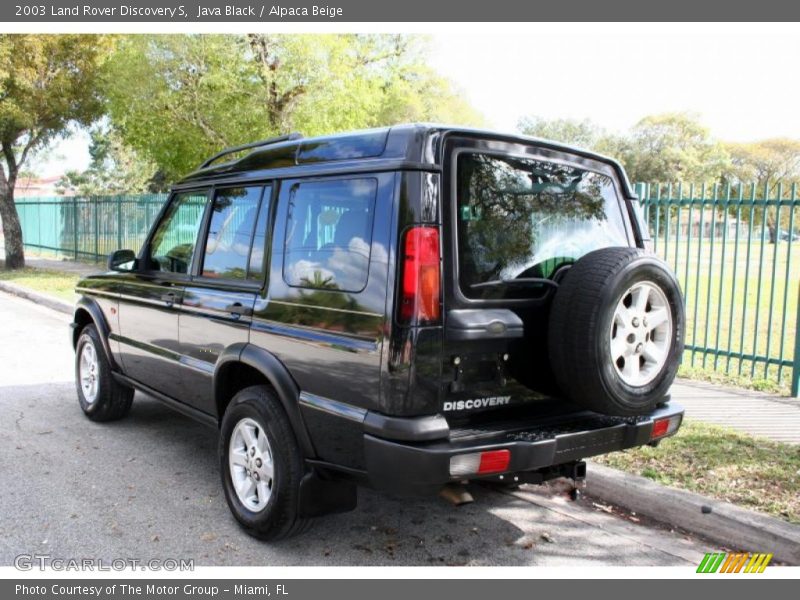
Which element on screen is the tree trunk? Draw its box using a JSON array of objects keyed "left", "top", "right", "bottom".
[{"left": 0, "top": 164, "right": 25, "bottom": 270}]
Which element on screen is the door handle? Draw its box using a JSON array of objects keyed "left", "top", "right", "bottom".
[
  {"left": 161, "top": 291, "right": 177, "bottom": 306},
  {"left": 226, "top": 302, "right": 251, "bottom": 319}
]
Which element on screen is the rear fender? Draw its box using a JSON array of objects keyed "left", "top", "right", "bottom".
[{"left": 214, "top": 343, "right": 316, "bottom": 458}]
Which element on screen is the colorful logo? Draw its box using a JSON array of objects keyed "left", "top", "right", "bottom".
[{"left": 697, "top": 552, "right": 773, "bottom": 573}]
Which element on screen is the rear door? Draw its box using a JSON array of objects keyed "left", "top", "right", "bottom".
[
  {"left": 441, "top": 136, "right": 635, "bottom": 416},
  {"left": 116, "top": 189, "right": 210, "bottom": 400},
  {"left": 178, "top": 184, "right": 271, "bottom": 415}
]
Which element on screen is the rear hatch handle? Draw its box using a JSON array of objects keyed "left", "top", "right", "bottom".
[{"left": 446, "top": 309, "right": 524, "bottom": 341}]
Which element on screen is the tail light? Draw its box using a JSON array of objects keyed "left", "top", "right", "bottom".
[
  {"left": 449, "top": 450, "right": 511, "bottom": 477},
  {"left": 650, "top": 414, "right": 682, "bottom": 440},
  {"left": 398, "top": 226, "right": 441, "bottom": 324}
]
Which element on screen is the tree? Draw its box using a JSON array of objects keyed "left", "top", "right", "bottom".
[
  {"left": 725, "top": 138, "right": 800, "bottom": 189},
  {"left": 57, "top": 125, "right": 164, "bottom": 196},
  {"left": 517, "top": 113, "right": 735, "bottom": 185},
  {"left": 0, "top": 34, "right": 112, "bottom": 269},
  {"left": 516, "top": 115, "right": 630, "bottom": 170},
  {"left": 518, "top": 116, "right": 605, "bottom": 149},
  {"left": 618, "top": 112, "right": 731, "bottom": 184},
  {"left": 106, "top": 34, "right": 482, "bottom": 181},
  {"left": 724, "top": 139, "right": 800, "bottom": 236}
]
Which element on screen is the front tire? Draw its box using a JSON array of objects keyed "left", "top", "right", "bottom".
[
  {"left": 219, "top": 385, "right": 310, "bottom": 540},
  {"left": 75, "top": 324, "right": 134, "bottom": 422}
]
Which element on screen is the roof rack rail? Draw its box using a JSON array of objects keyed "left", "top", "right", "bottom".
[{"left": 199, "top": 132, "right": 303, "bottom": 169}]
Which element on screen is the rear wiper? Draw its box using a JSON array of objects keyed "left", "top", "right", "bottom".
[{"left": 470, "top": 277, "right": 559, "bottom": 290}]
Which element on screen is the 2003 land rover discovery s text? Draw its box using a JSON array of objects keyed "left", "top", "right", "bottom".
[{"left": 71, "top": 124, "right": 685, "bottom": 540}]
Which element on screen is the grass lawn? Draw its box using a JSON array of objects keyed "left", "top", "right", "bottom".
[
  {"left": 594, "top": 419, "right": 800, "bottom": 524},
  {"left": 0, "top": 267, "right": 80, "bottom": 302},
  {"left": 653, "top": 237, "right": 799, "bottom": 394}
]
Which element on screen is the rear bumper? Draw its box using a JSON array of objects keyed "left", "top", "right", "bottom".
[{"left": 363, "top": 402, "right": 683, "bottom": 495}]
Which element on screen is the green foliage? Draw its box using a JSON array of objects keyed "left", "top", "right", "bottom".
[
  {"left": 518, "top": 116, "right": 605, "bottom": 149},
  {"left": 620, "top": 113, "right": 731, "bottom": 184},
  {"left": 725, "top": 138, "right": 800, "bottom": 188},
  {"left": 0, "top": 35, "right": 112, "bottom": 154},
  {"left": 596, "top": 419, "right": 800, "bottom": 523},
  {"left": 106, "top": 34, "right": 483, "bottom": 180},
  {"left": 0, "top": 267, "right": 79, "bottom": 301},
  {"left": 517, "top": 112, "right": 733, "bottom": 185},
  {"left": 0, "top": 34, "right": 113, "bottom": 268},
  {"left": 57, "top": 125, "right": 164, "bottom": 196}
]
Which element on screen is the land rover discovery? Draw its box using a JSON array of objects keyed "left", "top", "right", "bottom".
[{"left": 71, "top": 124, "right": 685, "bottom": 540}]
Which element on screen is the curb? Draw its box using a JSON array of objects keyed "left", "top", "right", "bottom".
[
  {"left": 586, "top": 461, "right": 800, "bottom": 564},
  {"left": 0, "top": 280, "right": 73, "bottom": 315}
]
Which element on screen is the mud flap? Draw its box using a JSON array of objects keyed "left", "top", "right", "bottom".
[{"left": 297, "top": 470, "right": 358, "bottom": 518}]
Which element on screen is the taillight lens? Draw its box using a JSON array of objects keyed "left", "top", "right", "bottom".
[
  {"left": 399, "top": 226, "right": 441, "bottom": 324},
  {"left": 650, "top": 415, "right": 682, "bottom": 440},
  {"left": 449, "top": 450, "right": 511, "bottom": 477}
]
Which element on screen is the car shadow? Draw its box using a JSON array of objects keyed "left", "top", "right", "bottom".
[
  {"left": 0, "top": 383, "right": 541, "bottom": 566},
  {"left": 1, "top": 382, "right": 687, "bottom": 566}
]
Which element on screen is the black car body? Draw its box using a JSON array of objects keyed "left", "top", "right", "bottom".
[{"left": 72, "top": 124, "right": 684, "bottom": 538}]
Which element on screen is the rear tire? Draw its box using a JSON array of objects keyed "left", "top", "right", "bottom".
[
  {"left": 75, "top": 324, "right": 133, "bottom": 422},
  {"left": 219, "top": 385, "right": 311, "bottom": 541},
  {"left": 548, "top": 247, "right": 684, "bottom": 416}
]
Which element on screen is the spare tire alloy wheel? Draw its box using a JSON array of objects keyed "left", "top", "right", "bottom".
[
  {"left": 610, "top": 282, "right": 673, "bottom": 387},
  {"left": 228, "top": 417, "right": 274, "bottom": 512},
  {"left": 548, "top": 247, "right": 685, "bottom": 416}
]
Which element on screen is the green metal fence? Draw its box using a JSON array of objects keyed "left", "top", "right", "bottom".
[
  {"left": 14, "top": 186, "right": 800, "bottom": 396},
  {"left": 16, "top": 194, "right": 168, "bottom": 261},
  {"left": 636, "top": 182, "right": 800, "bottom": 396}
]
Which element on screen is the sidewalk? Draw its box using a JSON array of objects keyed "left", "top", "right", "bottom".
[
  {"left": 25, "top": 255, "right": 101, "bottom": 277},
  {"left": 671, "top": 379, "right": 800, "bottom": 444},
  {"left": 0, "top": 236, "right": 101, "bottom": 277}
]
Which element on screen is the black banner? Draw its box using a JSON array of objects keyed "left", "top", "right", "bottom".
[
  {"left": 4, "top": 0, "right": 800, "bottom": 22},
  {"left": 3, "top": 579, "right": 797, "bottom": 600}
]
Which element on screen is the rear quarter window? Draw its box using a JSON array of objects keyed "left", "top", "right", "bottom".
[{"left": 282, "top": 178, "right": 377, "bottom": 293}]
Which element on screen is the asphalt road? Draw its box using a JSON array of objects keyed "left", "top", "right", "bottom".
[{"left": 0, "top": 291, "right": 717, "bottom": 567}]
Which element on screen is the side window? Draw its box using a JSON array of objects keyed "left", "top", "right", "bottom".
[
  {"left": 283, "top": 178, "right": 377, "bottom": 292},
  {"left": 148, "top": 191, "right": 208, "bottom": 274},
  {"left": 201, "top": 186, "right": 264, "bottom": 280}
]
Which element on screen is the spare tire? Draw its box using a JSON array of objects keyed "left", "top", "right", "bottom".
[{"left": 548, "top": 247, "right": 684, "bottom": 416}]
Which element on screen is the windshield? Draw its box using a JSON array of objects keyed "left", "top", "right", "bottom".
[{"left": 456, "top": 152, "right": 629, "bottom": 300}]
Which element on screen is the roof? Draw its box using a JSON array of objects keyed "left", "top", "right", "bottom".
[
  {"left": 15, "top": 175, "right": 73, "bottom": 198},
  {"left": 177, "top": 123, "right": 636, "bottom": 198}
]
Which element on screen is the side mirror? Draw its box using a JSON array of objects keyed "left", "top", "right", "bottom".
[{"left": 108, "top": 249, "right": 137, "bottom": 272}]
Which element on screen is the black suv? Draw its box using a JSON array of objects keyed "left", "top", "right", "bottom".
[{"left": 72, "top": 125, "right": 685, "bottom": 540}]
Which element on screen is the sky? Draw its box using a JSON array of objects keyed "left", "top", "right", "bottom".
[
  {"left": 429, "top": 30, "right": 800, "bottom": 139},
  {"left": 31, "top": 28, "right": 800, "bottom": 178}
]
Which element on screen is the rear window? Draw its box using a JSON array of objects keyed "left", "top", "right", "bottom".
[{"left": 456, "top": 152, "right": 629, "bottom": 300}]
